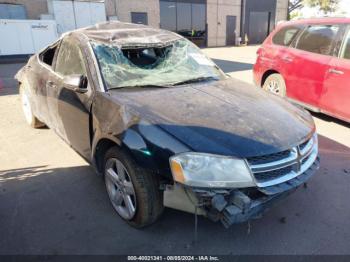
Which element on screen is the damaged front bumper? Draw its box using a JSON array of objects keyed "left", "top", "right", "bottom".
[{"left": 164, "top": 157, "right": 320, "bottom": 228}]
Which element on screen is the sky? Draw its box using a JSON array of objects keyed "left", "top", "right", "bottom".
[{"left": 297, "top": 0, "right": 350, "bottom": 17}]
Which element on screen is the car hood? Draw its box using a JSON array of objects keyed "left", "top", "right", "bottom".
[{"left": 109, "top": 78, "right": 315, "bottom": 158}]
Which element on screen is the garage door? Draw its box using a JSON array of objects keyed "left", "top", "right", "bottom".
[{"left": 248, "top": 11, "right": 269, "bottom": 44}]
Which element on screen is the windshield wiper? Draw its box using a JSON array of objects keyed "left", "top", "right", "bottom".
[
  {"left": 173, "top": 76, "right": 219, "bottom": 86},
  {"left": 108, "top": 84, "right": 172, "bottom": 90}
]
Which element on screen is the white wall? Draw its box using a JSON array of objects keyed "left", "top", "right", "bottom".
[{"left": 49, "top": 0, "right": 106, "bottom": 34}]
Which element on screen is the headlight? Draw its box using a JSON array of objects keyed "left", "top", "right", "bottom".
[{"left": 169, "top": 153, "right": 255, "bottom": 188}]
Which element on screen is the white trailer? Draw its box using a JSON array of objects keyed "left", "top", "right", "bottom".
[
  {"left": 48, "top": 0, "right": 106, "bottom": 34},
  {"left": 0, "top": 19, "right": 58, "bottom": 56}
]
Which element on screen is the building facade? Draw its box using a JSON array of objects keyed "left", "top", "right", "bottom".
[
  {"left": 0, "top": 0, "right": 48, "bottom": 19},
  {"left": 105, "top": 0, "right": 289, "bottom": 46},
  {"left": 0, "top": 0, "right": 289, "bottom": 47}
]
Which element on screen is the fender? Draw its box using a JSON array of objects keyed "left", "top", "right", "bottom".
[
  {"left": 14, "top": 66, "right": 26, "bottom": 83},
  {"left": 90, "top": 92, "right": 189, "bottom": 180}
]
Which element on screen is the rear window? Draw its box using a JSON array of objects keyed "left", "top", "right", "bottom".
[
  {"left": 295, "top": 25, "right": 339, "bottom": 55},
  {"left": 272, "top": 26, "right": 301, "bottom": 46}
]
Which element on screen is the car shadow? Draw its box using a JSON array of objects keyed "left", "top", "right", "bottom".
[
  {"left": 0, "top": 86, "right": 19, "bottom": 96},
  {"left": 212, "top": 58, "right": 253, "bottom": 73},
  {"left": 311, "top": 111, "right": 350, "bottom": 128},
  {"left": 1, "top": 134, "right": 350, "bottom": 254},
  {"left": 0, "top": 62, "right": 25, "bottom": 96}
]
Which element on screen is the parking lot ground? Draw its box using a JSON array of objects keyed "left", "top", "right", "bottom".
[{"left": 1, "top": 47, "right": 350, "bottom": 255}]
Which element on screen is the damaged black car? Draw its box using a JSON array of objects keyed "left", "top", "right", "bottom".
[{"left": 15, "top": 22, "right": 320, "bottom": 228}]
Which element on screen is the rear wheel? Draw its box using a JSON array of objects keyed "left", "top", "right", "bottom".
[
  {"left": 262, "top": 73, "right": 286, "bottom": 97},
  {"left": 20, "top": 83, "right": 45, "bottom": 128},
  {"left": 103, "top": 146, "right": 164, "bottom": 228}
]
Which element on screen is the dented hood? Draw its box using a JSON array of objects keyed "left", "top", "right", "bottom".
[{"left": 109, "top": 78, "right": 315, "bottom": 158}]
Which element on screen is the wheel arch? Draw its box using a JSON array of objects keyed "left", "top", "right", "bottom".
[
  {"left": 92, "top": 129, "right": 159, "bottom": 176},
  {"left": 93, "top": 137, "right": 119, "bottom": 174},
  {"left": 91, "top": 122, "right": 189, "bottom": 183},
  {"left": 261, "top": 69, "right": 280, "bottom": 87},
  {"left": 93, "top": 136, "right": 139, "bottom": 175}
]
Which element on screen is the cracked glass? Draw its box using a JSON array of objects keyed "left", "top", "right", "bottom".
[{"left": 91, "top": 39, "right": 225, "bottom": 89}]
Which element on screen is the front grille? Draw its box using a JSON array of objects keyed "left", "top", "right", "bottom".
[
  {"left": 248, "top": 135, "right": 318, "bottom": 187},
  {"left": 247, "top": 150, "right": 291, "bottom": 165},
  {"left": 299, "top": 138, "right": 310, "bottom": 151},
  {"left": 254, "top": 165, "right": 294, "bottom": 183},
  {"left": 301, "top": 154, "right": 311, "bottom": 165}
]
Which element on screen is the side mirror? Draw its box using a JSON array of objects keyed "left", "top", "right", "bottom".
[{"left": 63, "top": 74, "right": 88, "bottom": 93}]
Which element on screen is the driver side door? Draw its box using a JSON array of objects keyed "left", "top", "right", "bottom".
[{"left": 47, "top": 36, "right": 93, "bottom": 160}]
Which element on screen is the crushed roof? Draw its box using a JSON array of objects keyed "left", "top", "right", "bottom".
[{"left": 74, "top": 21, "right": 182, "bottom": 47}]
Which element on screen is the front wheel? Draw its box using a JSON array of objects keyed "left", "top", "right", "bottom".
[
  {"left": 103, "top": 146, "right": 164, "bottom": 228},
  {"left": 262, "top": 73, "right": 286, "bottom": 97},
  {"left": 20, "top": 83, "right": 45, "bottom": 128}
]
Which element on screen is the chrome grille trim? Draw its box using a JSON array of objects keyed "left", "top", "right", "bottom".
[
  {"left": 248, "top": 134, "right": 318, "bottom": 188},
  {"left": 300, "top": 137, "right": 313, "bottom": 156},
  {"left": 250, "top": 148, "right": 297, "bottom": 173},
  {"left": 247, "top": 150, "right": 291, "bottom": 165}
]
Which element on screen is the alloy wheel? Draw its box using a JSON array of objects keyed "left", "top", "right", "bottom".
[
  {"left": 105, "top": 158, "right": 137, "bottom": 220},
  {"left": 267, "top": 79, "right": 281, "bottom": 95}
]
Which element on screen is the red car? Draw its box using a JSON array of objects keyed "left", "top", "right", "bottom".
[{"left": 253, "top": 17, "right": 350, "bottom": 122}]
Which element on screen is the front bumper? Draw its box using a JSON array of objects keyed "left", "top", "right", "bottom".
[{"left": 164, "top": 157, "right": 320, "bottom": 228}]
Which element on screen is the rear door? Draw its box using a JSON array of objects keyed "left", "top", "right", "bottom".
[
  {"left": 283, "top": 24, "right": 341, "bottom": 108},
  {"left": 48, "top": 36, "right": 93, "bottom": 159},
  {"left": 27, "top": 43, "right": 59, "bottom": 124},
  {"left": 284, "top": 24, "right": 341, "bottom": 108},
  {"left": 264, "top": 25, "right": 304, "bottom": 87},
  {"left": 320, "top": 25, "right": 350, "bottom": 121}
]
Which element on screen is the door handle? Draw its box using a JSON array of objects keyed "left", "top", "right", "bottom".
[
  {"left": 282, "top": 57, "right": 293, "bottom": 63},
  {"left": 46, "top": 81, "right": 57, "bottom": 88},
  {"left": 328, "top": 68, "right": 344, "bottom": 75}
]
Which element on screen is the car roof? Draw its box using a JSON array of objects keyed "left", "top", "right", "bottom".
[
  {"left": 279, "top": 17, "right": 350, "bottom": 27},
  {"left": 72, "top": 21, "right": 182, "bottom": 48}
]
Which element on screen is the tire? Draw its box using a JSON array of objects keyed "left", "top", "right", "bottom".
[
  {"left": 103, "top": 146, "right": 164, "bottom": 228},
  {"left": 20, "top": 83, "right": 45, "bottom": 128},
  {"left": 262, "top": 73, "right": 287, "bottom": 97}
]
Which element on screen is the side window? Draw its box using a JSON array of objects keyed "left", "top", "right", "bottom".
[
  {"left": 295, "top": 25, "right": 339, "bottom": 55},
  {"left": 340, "top": 29, "right": 350, "bottom": 60},
  {"left": 40, "top": 45, "right": 58, "bottom": 66},
  {"left": 55, "top": 38, "right": 86, "bottom": 76},
  {"left": 272, "top": 26, "right": 301, "bottom": 46}
]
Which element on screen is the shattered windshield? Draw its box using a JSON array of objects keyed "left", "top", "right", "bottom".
[{"left": 91, "top": 39, "right": 226, "bottom": 89}]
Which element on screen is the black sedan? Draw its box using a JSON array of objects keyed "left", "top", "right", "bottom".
[{"left": 15, "top": 22, "right": 320, "bottom": 228}]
